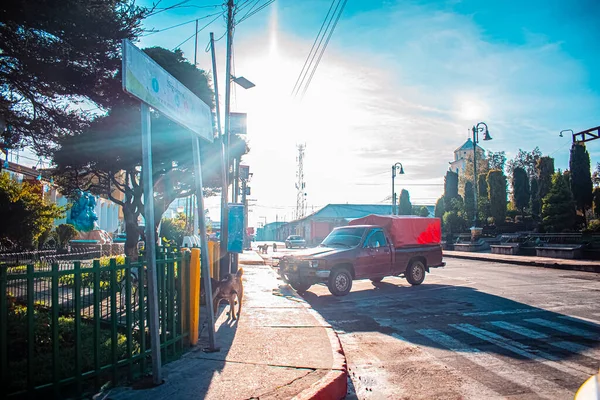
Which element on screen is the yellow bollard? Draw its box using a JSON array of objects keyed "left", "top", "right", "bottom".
[
  {"left": 208, "top": 241, "right": 220, "bottom": 280},
  {"left": 189, "top": 248, "right": 201, "bottom": 345},
  {"left": 180, "top": 249, "right": 190, "bottom": 339}
]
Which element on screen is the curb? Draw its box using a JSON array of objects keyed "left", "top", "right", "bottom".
[
  {"left": 444, "top": 253, "right": 600, "bottom": 273},
  {"left": 280, "top": 285, "right": 348, "bottom": 400}
]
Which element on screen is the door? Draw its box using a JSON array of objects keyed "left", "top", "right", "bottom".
[{"left": 355, "top": 229, "right": 392, "bottom": 278}]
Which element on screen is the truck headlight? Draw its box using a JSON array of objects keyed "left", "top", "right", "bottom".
[{"left": 309, "top": 260, "right": 319, "bottom": 268}]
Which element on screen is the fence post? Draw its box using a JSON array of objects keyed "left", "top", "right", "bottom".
[
  {"left": 189, "top": 249, "right": 201, "bottom": 346},
  {"left": 0, "top": 265, "right": 7, "bottom": 390},
  {"left": 167, "top": 249, "right": 176, "bottom": 359},
  {"left": 109, "top": 258, "right": 118, "bottom": 385},
  {"left": 92, "top": 259, "right": 101, "bottom": 391},
  {"left": 125, "top": 257, "right": 133, "bottom": 381},
  {"left": 74, "top": 261, "right": 82, "bottom": 395},
  {"left": 138, "top": 259, "right": 146, "bottom": 375},
  {"left": 27, "top": 264, "right": 34, "bottom": 392},
  {"left": 180, "top": 249, "right": 190, "bottom": 346},
  {"left": 51, "top": 263, "right": 60, "bottom": 397}
]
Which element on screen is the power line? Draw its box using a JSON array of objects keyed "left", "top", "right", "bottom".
[
  {"left": 144, "top": 10, "right": 224, "bottom": 36},
  {"left": 172, "top": 12, "right": 226, "bottom": 50},
  {"left": 147, "top": 0, "right": 192, "bottom": 17},
  {"left": 300, "top": 0, "right": 348, "bottom": 98},
  {"left": 291, "top": 0, "right": 337, "bottom": 97},
  {"left": 237, "top": 0, "right": 275, "bottom": 23}
]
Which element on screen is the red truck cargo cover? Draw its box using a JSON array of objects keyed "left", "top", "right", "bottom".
[{"left": 348, "top": 215, "right": 441, "bottom": 246}]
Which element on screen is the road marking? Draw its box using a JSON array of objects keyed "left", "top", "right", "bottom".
[
  {"left": 490, "top": 321, "right": 548, "bottom": 339},
  {"left": 492, "top": 321, "right": 600, "bottom": 361},
  {"left": 525, "top": 318, "right": 598, "bottom": 340},
  {"left": 417, "top": 328, "right": 573, "bottom": 400},
  {"left": 462, "top": 308, "right": 541, "bottom": 317},
  {"left": 451, "top": 323, "right": 595, "bottom": 379},
  {"left": 558, "top": 315, "right": 600, "bottom": 327}
]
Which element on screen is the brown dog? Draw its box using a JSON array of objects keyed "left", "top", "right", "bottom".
[{"left": 211, "top": 268, "right": 244, "bottom": 320}]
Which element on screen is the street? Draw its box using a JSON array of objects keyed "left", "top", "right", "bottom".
[{"left": 273, "top": 252, "right": 600, "bottom": 399}]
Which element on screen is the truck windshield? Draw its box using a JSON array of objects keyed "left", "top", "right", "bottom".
[{"left": 321, "top": 227, "right": 366, "bottom": 248}]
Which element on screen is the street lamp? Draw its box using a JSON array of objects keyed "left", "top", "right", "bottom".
[
  {"left": 559, "top": 129, "right": 573, "bottom": 138},
  {"left": 391, "top": 162, "right": 405, "bottom": 215},
  {"left": 471, "top": 122, "right": 492, "bottom": 232}
]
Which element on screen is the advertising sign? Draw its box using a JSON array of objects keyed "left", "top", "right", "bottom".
[
  {"left": 230, "top": 112, "right": 247, "bottom": 135},
  {"left": 227, "top": 203, "right": 245, "bottom": 253},
  {"left": 122, "top": 39, "right": 213, "bottom": 142}
]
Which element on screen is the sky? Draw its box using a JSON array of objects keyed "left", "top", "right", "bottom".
[{"left": 137, "top": 0, "right": 599, "bottom": 227}]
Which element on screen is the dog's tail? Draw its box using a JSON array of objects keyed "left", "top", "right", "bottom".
[{"left": 236, "top": 267, "right": 244, "bottom": 278}]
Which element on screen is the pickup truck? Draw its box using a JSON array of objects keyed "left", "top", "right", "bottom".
[{"left": 278, "top": 215, "right": 445, "bottom": 296}]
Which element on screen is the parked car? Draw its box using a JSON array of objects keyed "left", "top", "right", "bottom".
[
  {"left": 285, "top": 235, "right": 307, "bottom": 249},
  {"left": 278, "top": 215, "right": 445, "bottom": 296}
]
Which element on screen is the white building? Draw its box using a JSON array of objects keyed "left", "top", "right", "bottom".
[{"left": 449, "top": 138, "right": 486, "bottom": 177}]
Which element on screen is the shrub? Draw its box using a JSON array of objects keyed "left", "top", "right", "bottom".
[{"left": 6, "top": 295, "right": 139, "bottom": 394}]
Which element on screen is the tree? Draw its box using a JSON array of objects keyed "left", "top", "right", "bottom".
[
  {"left": 541, "top": 172, "right": 576, "bottom": 232},
  {"left": 56, "top": 224, "right": 78, "bottom": 250},
  {"left": 487, "top": 170, "right": 507, "bottom": 224},
  {"left": 443, "top": 198, "right": 467, "bottom": 234},
  {"left": 536, "top": 156, "right": 555, "bottom": 200},
  {"left": 593, "top": 162, "right": 600, "bottom": 187},
  {"left": 434, "top": 196, "right": 445, "bottom": 219},
  {"left": 477, "top": 173, "right": 490, "bottom": 223},
  {"left": 569, "top": 143, "right": 593, "bottom": 223},
  {"left": 507, "top": 147, "right": 542, "bottom": 180},
  {"left": 488, "top": 151, "right": 507, "bottom": 171},
  {"left": 160, "top": 215, "right": 187, "bottom": 247},
  {"left": 52, "top": 47, "right": 248, "bottom": 258},
  {"left": 411, "top": 205, "right": 429, "bottom": 216},
  {"left": 592, "top": 187, "right": 600, "bottom": 218},
  {"left": 460, "top": 154, "right": 488, "bottom": 195},
  {"left": 464, "top": 181, "right": 475, "bottom": 224},
  {"left": 0, "top": 0, "right": 148, "bottom": 154},
  {"left": 398, "top": 189, "right": 412, "bottom": 215},
  {"left": 530, "top": 177, "right": 541, "bottom": 219},
  {"left": 444, "top": 170, "right": 460, "bottom": 211},
  {"left": 512, "top": 167, "right": 530, "bottom": 218},
  {"left": 0, "top": 173, "right": 65, "bottom": 249}
]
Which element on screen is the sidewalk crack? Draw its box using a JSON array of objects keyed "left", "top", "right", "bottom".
[{"left": 247, "top": 369, "right": 314, "bottom": 399}]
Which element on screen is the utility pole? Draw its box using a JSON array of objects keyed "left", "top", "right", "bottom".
[
  {"left": 193, "top": 19, "right": 199, "bottom": 65},
  {"left": 220, "top": 0, "right": 235, "bottom": 278}
]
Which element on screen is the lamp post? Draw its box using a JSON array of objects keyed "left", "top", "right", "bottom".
[
  {"left": 559, "top": 129, "right": 573, "bottom": 138},
  {"left": 471, "top": 122, "right": 492, "bottom": 235},
  {"left": 391, "top": 162, "right": 405, "bottom": 215}
]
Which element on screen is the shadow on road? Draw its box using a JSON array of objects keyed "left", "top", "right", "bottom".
[{"left": 300, "top": 280, "right": 600, "bottom": 364}]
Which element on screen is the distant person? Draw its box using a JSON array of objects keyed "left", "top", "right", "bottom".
[{"left": 273, "top": 242, "right": 277, "bottom": 252}]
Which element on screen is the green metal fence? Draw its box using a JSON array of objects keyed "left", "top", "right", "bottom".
[{"left": 1, "top": 248, "right": 192, "bottom": 399}]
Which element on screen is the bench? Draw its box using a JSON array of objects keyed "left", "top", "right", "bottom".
[
  {"left": 453, "top": 240, "right": 489, "bottom": 252},
  {"left": 490, "top": 243, "right": 520, "bottom": 256},
  {"left": 535, "top": 245, "right": 583, "bottom": 259}
]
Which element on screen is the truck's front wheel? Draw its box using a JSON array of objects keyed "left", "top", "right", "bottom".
[
  {"left": 289, "top": 279, "right": 312, "bottom": 293},
  {"left": 405, "top": 260, "right": 426, "bottom": 285},
  {"left": 328, "top": 268, "right": 353, "bottom": 296}
]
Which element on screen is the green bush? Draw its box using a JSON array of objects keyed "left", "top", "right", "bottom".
[
  {"left": 583, "top": 219, "right": 600, "bottom": 233},
  {"left": 7, "top": 295, "right": 139, "bottom": 393},
  {"left": 56, "top": 224, "right": 78, "bottom": 249}
]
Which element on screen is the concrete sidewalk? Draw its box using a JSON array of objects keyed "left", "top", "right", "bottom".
[
  {"left": 444, "top": 250, "right": 600, "bottom": 272},
  {"left": 98, "top": 251, "right": 347, "bottom": 400}
]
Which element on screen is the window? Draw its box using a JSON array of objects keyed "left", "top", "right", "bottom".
[{"left": 366, "top": 229, "right": 387, "bottom": 248}]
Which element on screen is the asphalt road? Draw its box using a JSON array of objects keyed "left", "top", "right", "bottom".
[{"left": 292, "top": 258, "right": 600, "bottom": 400}]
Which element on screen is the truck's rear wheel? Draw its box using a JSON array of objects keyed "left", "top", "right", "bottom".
[
  {"left": 328, "top": 268, "right": 352, "bottom": 296},
  {"left": 289, "top": 279, "right": 311, "bottom": 293},
  {"left": 405, "top": 260, "right": 426, "bottom": 285}
]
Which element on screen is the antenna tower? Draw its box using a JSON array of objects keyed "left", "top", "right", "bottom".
[{"left": 295, "top": 144, "right": 307, "bottom": 219}]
